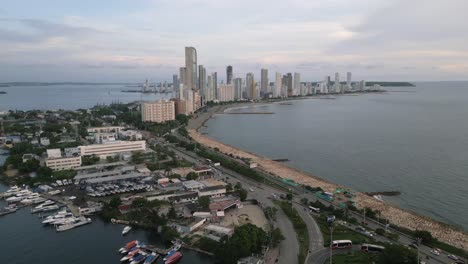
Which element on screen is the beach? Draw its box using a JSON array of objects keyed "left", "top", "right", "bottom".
[{"left": 188, "top": 102, "right": 468, "bottom": 250}]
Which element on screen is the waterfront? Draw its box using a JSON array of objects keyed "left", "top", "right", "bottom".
[
  {"left": 201, "top": 82, "right": 468, "bottom": 231},
  {"left": 0, "top": 84, "right": 171, "bottom": 111},
  {"left": 0, "top": 184, "right": 213, "bottom": 264}
]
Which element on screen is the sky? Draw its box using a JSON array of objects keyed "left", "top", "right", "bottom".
[{"left": 0, "top": 0, "right": 467, "bottom": 82}]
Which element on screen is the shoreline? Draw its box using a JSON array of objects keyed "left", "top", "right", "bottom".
[{"left": 188, "top": 99, "right": 468, "bottom": 250}]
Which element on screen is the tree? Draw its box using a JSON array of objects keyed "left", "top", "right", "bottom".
[
  {"left": 234, "top": 182, "right": 242, "bottom": 190},
  {"left": 286, "top": 193, "right": 293, "bottom": 201},
  {"left": 236, "top": 188, "right": 248, "bottom": 201},
  {"left": 161, "top": 225, "right": 179, "bottom": 245},
  {"left": 226, "top": 183, "right": 233, "bottom": 192},
  {"left": 379, "top": 244, "right": 417, "bottom": 264},
  {"left": 198, "top": 196, "right": 210, "bottom": 209},
  {"left": 168, "top": 207, "right": 177, "bottom": 219},
  {"left": 300, "top": 198, "right": 309, "bottom": 205},
  {"left": 376, "top": 228, "right": 385, "bottom": 236},
  {"left": 109, "top": 197, "right": 122, "bottom": 209},
  {"left": 270, "top": 227, "right": 285, "bottom": 247},
  {"left": 186, "top": 172, "right": 199, "bottom": 180},
  {"left": 413, "top": 230, "right": 434, "bottom": 245}
]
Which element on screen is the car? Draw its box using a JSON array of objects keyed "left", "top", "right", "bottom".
[
  {"left": 249, "top": 188, "right": 254, "bottom": 192},
  {"left": 271, "top": 193, "right": 277, "bottom": 198},
  {"left": 447, "top": 254, "right": 459, "bottom": 261},
  {"left": 409, "top": 242, "right": 419, "bottom": 249},
  {"left": 430, "top": 249, "right": 441, "bottom": 256},
  {"left": 355, "top": 226, "right": 366, "bottom": 232}
]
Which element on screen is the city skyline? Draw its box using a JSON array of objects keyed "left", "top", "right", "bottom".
[{"left": 1, "top": 0, "right": 467, "bottom": 82}]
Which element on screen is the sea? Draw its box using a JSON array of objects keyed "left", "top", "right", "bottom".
[
  {"left": 0, "top": 84, "right": 172, "bottom": 111},
  {"left": 201, "top": 82, "right": 468, "bottom": 231},
  {"left": 0, "top": 184, "right": 213, "bottom": 264}
]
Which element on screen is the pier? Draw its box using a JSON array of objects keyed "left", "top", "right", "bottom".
[{"left": 272, "top": 158, "right": 290, "bottom": 162}]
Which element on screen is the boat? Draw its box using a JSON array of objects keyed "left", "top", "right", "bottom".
[
  {"left": 122, "top": 225, "right": 132, "bottom": 235},
  {"left": 129, "top": 252, "right": 147, "bottom": 264},
  {"left": 40, "top": 205, "right": 60, "bottom": 212},
  {"left": 164, "top": 252, "right": 182, "bottom": 264},
  {"left": 143, "top": 253, "right": 158, "bottom": 264},
  {"left": 42, "top": 211, "right": 72, "bottom": 224},
  {"left": 0, "top": 204, "right": 18, "bottom": 216},
  {"left": 56, "top": 217, "right": 91, "bottom": 232},
  {"left": 163, "top": 243, "right": 182, "bottom": 260},
  {"left": 120, "top": 249, "right": 141, "bottom": 262},
  {"left": 118, "top": 240, "right": 138, "bottom": 253}
]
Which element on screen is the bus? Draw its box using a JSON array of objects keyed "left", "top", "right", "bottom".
[
  {"left": 361, "top": 244, "right": 385, "bottom": 253},
  {"left": 331, "top": 240, "right": 353, "bottom": 249},
  {"left": 309, "top": 206, "right": 321, "bottom": 213}
]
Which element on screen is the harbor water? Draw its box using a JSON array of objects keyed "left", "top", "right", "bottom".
[
  {"left": 201, "top": 82, "right": 468, "bottom": 231},
  {"left": 0, "top": 184, "right": 214, "bottom": 264}
]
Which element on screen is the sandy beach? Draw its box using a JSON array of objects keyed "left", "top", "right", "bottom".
[{"left": 188, "top": 102, "right": 468, "bottom": 250}]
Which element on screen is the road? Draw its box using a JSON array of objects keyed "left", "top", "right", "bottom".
[
  {"left": 164, "top": 144, "right": 300, "bottom": 264},
  {"left": 158, "top": 138, "right": 463, "bottom": 264}
]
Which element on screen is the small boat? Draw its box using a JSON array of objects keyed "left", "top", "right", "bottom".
[
  {"left": 41, "top": 205, "right": 60, "bottom": 212},
  {"left": 122, "top": 225, "right": 132, "bottom": 235},
  {"left": 129, "top": 252, "right": 147, "bottom": 264},
  {"left": 143, "top": 253, "right": 158, "bottom": 264},
  {"left": 119, "top": 240, "right": 139, "bottom": 254},
  {"left": 164, "top": 252, "right": 182, "bottom": 264},
  {"left": 120, "top": 249, "right": 141, "bottom": 262}
]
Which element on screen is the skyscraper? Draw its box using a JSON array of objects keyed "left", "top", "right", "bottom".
[
  {"left": 234, "top": 78, "right": 242, "bottom": 100},
  {"left": 207, "top": 75, "right": 214, "bottom": 102},
  {"left": 226, "top": 65, "right": 233, "bottom": 84},
  {"left": 260, "top": 68, "right": 268, "bottom": 97},
  {"left": 213, "top": 72, "right": 218, "bottom": 99},
  {"left": 172, "top": 74, "right": 179, "bottom": 98},
  {"left": 185, "top": 47, "right": 197, "bottom": 90},
  {"left": 285, "top": 73, "right": 293, "bottom": 97},
  {"left": 275, "top": 72, "right": 282, "bottom": 98},
  {"left": 246, "top": 73, "right": 255, "bottom": 100},
  {"left": 347, "top": 72, "right": 352, "bottom": 90},
  {"left": 198, "top": 65, "right": 206, "bottom": 103},
  {"left": 334, "top": 72, "right": 340, "bottom": 93},
  {"left": 294, "top": 72, "right": 301, "bottom": 96}
]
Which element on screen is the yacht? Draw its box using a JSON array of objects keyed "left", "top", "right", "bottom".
[
  {"left": 122, "top": 226, "right": 132, "bottom": 235},
  {"left": 118, "top": 240, "right": 139, "bottom": 254},
  {"left": 164, "top": 252, "right": 182, "bottom": 264}
]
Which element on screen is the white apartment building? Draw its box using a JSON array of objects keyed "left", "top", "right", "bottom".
[
  {"left": 141, "top": 100, "right": 175, "bottom": 123},
  {"left": 217, "top": 84, "right": 235, "bottom": 102},
  {"left": 45, "top": 148, "right": 82, "bottom": 171},
  {"left": 87, "top": 126, "right": 124, "bottom": 134},
  {"left": 78, "top": 140, "right": 146, "bottom": 158}
]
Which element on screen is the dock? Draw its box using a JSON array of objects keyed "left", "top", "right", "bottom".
[{"left": 272, "top": 158, "right": 289, "bottom": 162}]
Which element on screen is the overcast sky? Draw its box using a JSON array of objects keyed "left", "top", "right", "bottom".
[{"left": 0, "top": 0, "right": 467, "bottom": 82}]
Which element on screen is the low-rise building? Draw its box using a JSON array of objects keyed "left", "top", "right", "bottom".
[
  {"left": 78, "top": 140, "right": 146, "bottom": 159},
  {"left": 198, "top": 185, "right": 226, "bottom": 198},
  {"left": 45, "top": 148, "right": 82, "bottom": 171},
  {"left": 119, "top": 130, "right": 143, "bottom": 140},
  {"left": 87, "top": 126, "right": 124, "bottom": 134},
  {"left": 182, "top": 180, "right": 205, "bottom": 191}
]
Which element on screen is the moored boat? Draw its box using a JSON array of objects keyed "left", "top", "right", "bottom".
[
  {"left": 122, "top": 225, "right": 132, "bottom": 235},
  {"left": 164, "top": 252, "right": 182, "bottom": 264},
  {"left": 118, "top": 240, "right": 138, "bottom": 253},
  {"left": 143, "top": 253, "right": 158, "bottom": 264},
  {"left": 129, "top": 252, "right": 147, "bottom": 264}
]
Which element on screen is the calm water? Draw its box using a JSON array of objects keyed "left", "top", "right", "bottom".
[
  {"left": 0, "top": 184, "right": 213, "bottom": 264},
  {"left": 0, "top": 84, "right": 172, "bottom": 111},
  {"left": 202, "top": 82, "right": 468, "bottom": 231}
]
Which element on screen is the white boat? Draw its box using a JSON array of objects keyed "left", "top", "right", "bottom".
[
  {"left": 41, "top": 205, "right": 60, "bottom": 212},
  {"left": 42, "top": 211, "right": 73, "bottom": 224},
  {"left": 56, "top": 217, "right": 91, "bottom": 232},
  {"left": 122, "top": 226, "right": 132, "bottom": 235}
]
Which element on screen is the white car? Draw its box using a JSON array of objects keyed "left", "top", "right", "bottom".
[
  {"left": 430, "top": 249, "right": 441, "bottom": 256},
  {"left": 249, "top": 188, "right": 254, "bottom": 192}
]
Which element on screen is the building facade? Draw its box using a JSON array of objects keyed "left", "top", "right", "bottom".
[
  {"left": 226, "top": 65, "right": 233, "bottom": 84},
  {"left": 260, "top": 68, "right": 268, "bottom": 97},
  {"left": 78, "top": 141, "right": 146, "bottom": 158},
  {"left": 141, "top": 100, "right": 175, "bottom": 123},
  {"left": 185, "top": 47, "right": 197, "bottom": 90}
]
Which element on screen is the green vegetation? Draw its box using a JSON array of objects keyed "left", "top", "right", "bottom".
[
  {"left": 198, "top": 196, "right": 210, "bottom": 209},
  {"left": 81, "top": 154, "right": 100, "bottom": 166},
  {"left": 328, "top": 251, "right": 380, "bottom": 264},
  {"left": 275, "top": 200, "right": 309, "bottom": 264},
  {"left": 215, "top": 223, "right": 268, "bottom": 264},
  {"left": 271, "top": 227, "right": 285, "bottom": 247},
  {"left": 379, "top": 244, "right": 417, "bottom": 264}
]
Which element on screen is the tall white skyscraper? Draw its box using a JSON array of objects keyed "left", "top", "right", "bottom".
[
  {"left": 294, "top": 72, "right": 301, "bottom": 96},
  {"left": 198, "top": 65, "right": 206, "bottom": 103},
  {"left": 206, "top": 75, "right": 214, "bottom": 102},
  {"left": 246, "top": 73, "right": 255, "bottom": 100},
  {"left": 334, "top": 72, "right": 340, "bottom": 93},
  {"left": 275, "top": 72, "right": 282, "bottom": 98},
  {"left": 260, "top": 68, "right": 268, "bottom": 97},
  {"left": 185, "top": 47, "right": 197, "bottom": 90}
]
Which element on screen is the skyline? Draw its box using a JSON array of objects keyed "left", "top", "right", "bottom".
[{"left": 1, "top": 0, "right": 467, "bottom": 82}]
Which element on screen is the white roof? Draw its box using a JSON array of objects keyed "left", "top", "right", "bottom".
[
  {"left": 204, "top": 224, "right": 232, "bottom": 234},
  {"left": 46, "top": 149, "right": 62, "bottom": 159},
  {"left": 182, "top": 180, "right": 205, "bottom": 189}
]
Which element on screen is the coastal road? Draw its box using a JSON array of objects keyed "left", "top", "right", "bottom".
[
  {"left": 292, "top": 203, "right": 325, "bottom": 264},
  {"left": 163, "top": 144, "right": 301, "bottom": 264},
  {"left": 165, "top": 143, "right": 462, "bottom": 264}
]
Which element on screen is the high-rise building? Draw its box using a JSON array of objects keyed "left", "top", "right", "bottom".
[
  {"left": 234, "top": 78, "right": 242, "bottom": 100},
  {"left": 141, "top": 100, "right": 176, "bottom": 123},
  {"left": 226, "top": 65, "right": 233, "bottom": 84},
  {"left": 260, "top": 68, "right": 268, "bottom": 97},
  {"left": 217, "top": 84, "right": 235, "bottom": 102},
  {"left": 213, "top": 72, "right": 218, "bottom": 99},
  {"left": 198, "top": 65, "right": 206, "bottom": 103},
  {"left": 359, "top": 80, "right": 366, "bottom": 91},
  {"left": 179, "top": 67, "right": 186, "bottom": 88},
  {"left": 246, "top": 73, "right": 255, "bottom": 100},
  {"left": 294, "top": 72, "right": 301, "bottom": 96},
  {"left": 284, "top": 73, "right": 293, "bottom": 97},
  {"left": 347, "top": 72, "right": 352, "bottom": 90},
  {"left": 185, "top": 47, "right": 197, "bottom": 90},
  {"left": 334, "top": 72, "right": 340, "bottom": 93},
  {"left": 275, "top": 72, "right": 282, "bottom": 98},
  {"left": 206, "top": 75, "right": 213, "bottom": 102},
  {"left": 172, "top": 74, "right": 179, "bottom": 98}
]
